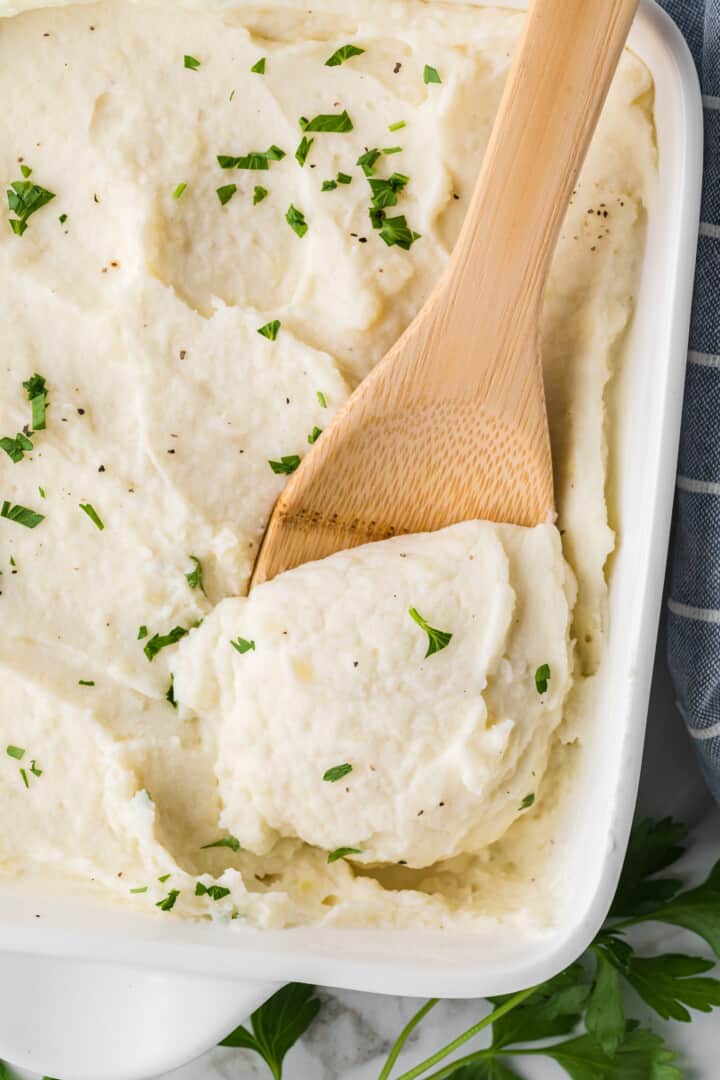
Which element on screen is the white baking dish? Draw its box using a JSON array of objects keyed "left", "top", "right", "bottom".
[{"left": 0, "top": 3, "right": 702, "bottom": 1078}]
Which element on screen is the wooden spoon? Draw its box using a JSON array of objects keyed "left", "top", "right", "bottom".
[{"left": 252, "top": 0, "right": 638, "bottom": 586}]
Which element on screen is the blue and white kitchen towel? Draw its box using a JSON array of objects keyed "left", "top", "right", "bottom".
[{"left": 663, "top": 0, "right": 720, "bottom": 799}]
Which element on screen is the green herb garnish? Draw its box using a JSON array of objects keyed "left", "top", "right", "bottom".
[
  {"left": 201, "top": 836, "right": 241, "bottom": 853},
  {"left": 129, "top": 886, "right": 148, "bottom": 894},
  {"left": 220, "top": 984, "right": 321, "bottom": 1078},
  {"left": 78, "top": 680, "right": 95, "bottom": 687},
  {"left": 23, "top": 373, "right": 48, "bottom": 430},
  {"left": 328, "top": 847, "right": 362, "bottom": 863},
  {"left": 195, "top": 882, "right": 231, "bottom": 901},
  {"left": 0, "top": 433, "right": 33, "bottom": 463},
  {"left": 322, "top": 180, "right": 338, "bottom": 192},
  {"left": 268, "top": 454, "right": 301, "bottom": 475},
  {"left": 251, "top": 57, "right": 266, "bottom": 74},
  {"left": 79, "top": 503, "right": 104, "bottom": 531},
  {"left": 299, "top": 110, "right": 353, "bottom": 133},
  {"left": 258, "top": 320, "right": 281, "bottom": 341},
  {"left": 158, "top": 874, "right": 171, "bottom": 883},
  {"left": 379, "top": 214, "right": 420, "bottom": 250},
  {"left": 20, "top": 164, "right": 32, "bottom": 179},
  {"left": 535, "top": 663, "right": 551, "bottom": 694},
  {"left": 185, "top": 555, "right": 205, "bottom": 593},
  {"left": 389, "top": 120, "right": 406, "bottom": 132},
  {"left": 423, "top": 64, "right": 442, "bottom": 84},
  {"left": 323, "top": 764, "right": 352, "bottom": 783},
  {"left": 19, "top": 768, "right": 29, "bottom": 788},
  {"left": 253, "top": 186, "right": 269, "bottom": 205},
  {"left": 285, "top": 204, "right": 308, "bottom": 238},
  {"left": 144, "top": 626, "right": 189, "bottom": 662},
  {"left": 408, "top": 607, "right": 453, "bottom": 657},
  {"left": 6, "top": 746, "right": 25, "bottom": 760},
  {"left": 307, "top": 426, "right": 322, "bottom": 445},
  {"left": 173, "top": 182, "right": 187, "bottom": 199},
  {"left": 217, "top": 146, "right": 285, "bottom": 170},
  {"left": 230, "top": 637, "right": 256, "bottom": 655},
  {"left": 325, "top": 44, "right": 365, "bottom": 67},
  {"left": 295, "top": 136, "right": 314, "bottom": 167},
  {"left": 137, "top": 625, "right": 148, "bottom": 640},
  {"left": 59, "top": 213, "right": 68, "bottom": 225},
  {"left": 29, "top": 760, "right": 42, "bottom": 778},
  {"left": 7, "top": 181, "right": 55, "bottom": 236},
  {"left": 166, "top": 675, "right": 177, "bottom": 709},
  {"left": 216, "top": 184, "right": 237, "bottom": 206},
  {"left": 519, "top": 793, "right": 536, "bottom": 811},
  {"left": 356, "top": 148, "right": 381, "bottom": 176},
  {"left": 184, "top": 55, "right": 200, "bottom": 70},
  {"left": 156, "top": 889, "right": 180, "bottom": 911},
  {"left": 337, "top": 172, "right": 353, "bottom": 185},
  {"left": 317, "top": 391, "right": 328, "bottom": 408},
  {"left": 368, "top": 172, "right": 409, "bottom": 210},
  {"left": 1, "top": 501, "right": 44, "bottom": 529}
]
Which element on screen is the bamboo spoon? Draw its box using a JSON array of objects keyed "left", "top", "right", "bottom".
[{"left": 252, "top": 0, "right": 639, "bottom": 586}]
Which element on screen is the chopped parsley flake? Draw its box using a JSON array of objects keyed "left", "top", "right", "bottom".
[
  {"left": 379, "top": 214, "right": 421, "bottom": 250},
  {"left": 322, "top": 180, "right": 338, "bottom": 192},
  {"left": 251, "top": 57, "right": 266, "bottom": 74},
  {"left": 231, "top": 637, "right": 256, "bottom": 655},
  {"left": 424, "top": 64, "right": 442, "bottom": 84},
  {"left": 357, "top": 148, "right": 382, "bottom": 176},
  {"left": 323, "top": 763, "right": 352, "bottom": 783},
  {"left": 317, "top": 391, "right": 328, "bottom": 408},
  {"left": 258, "top": 320, "right": 281, "bottom": 341},
  {"left": 7, "top": 180, "right": 55, "bottom": 236},
  {"left": 23, "top": 373, "right": 48, "bottom": 430},
  {"left": 184, "top": 54, "right": 201, "bottom": 70},
  {"left": 1, "top": 501, "right": 44, "bottom": 529},
  {"left": 79, "top": 503, "right": 104, "bottom": 530},
  {"left": 195, "top": 882, "right": 231, "bottom": 901},
  {"left": 173, "top": 182, "right": 187, "bottom": 199},
  {"left": 19, "top": 768, "right": 29, "bottom": 789},
  {"left": 137, "top": 625, "right": 148, "bottom": 640},
  {"left": 217, "top": 146, "right": 285, "bottom": 170},
  {"left": 144, "top": 625, "right": 190, "bottom": 662},
  {"left": 299, "top": 110, "right": 353, "bottom": 133},
  {"left": 295, "top": 136, "right": 314, "bottom": 167},
  {"left": 269, "top": 454, "right": 301, "bottom": 474},
  {"left": 6, "top": 746, "right": 25, "bottom": 760},
  {"left": 535, "top": 663, "right": 551, "bottom": 694},
  {"left": 337, "top": 172, "right": 353, "bottom": 185},
  {"left": 156, "top": 889, "right": 180, "bottom": 911},
  {"left": 20, "top": 164, "right": 32, "bottom": 179},
  {"left": 38, "top": 487, "right": 46, "bottom": 498},
  {"left": 369, "top": 172, "right": 409, "bottom": 210},
  {"left": 78, "top": 680, "right": 95, "bottom": 687},
  {"left": 59, "top": 213, "right": 68, "bottom": 225},
  {"left": 383, "top": 146, "right": 403, "bottom": 155},
  {"left": 0, "top": 432, "right": 33, "bottom": 463},
  {"left": 286, "top": 204, "right": 308, "bottom": 237},
  {"left": 328, "top": 847, "right": 362, "bottom": 863},
  {"left": 201, "top": 836, "right": 242, "bottom": 852},
  {"left": 408, "top": 607, "right": 453, "bottom": 657},
  {"left": 130, "top": 886, "right": 148, "bottom": 894},
  {"left": 519, "top": 793, "right": 536, "bottom": 811},
  {"left": 29, "top": 760, "right": 42, "bottom": 778},
  {"left": 158, "top": 873, "right": 172, "bottom": 883},
  {"left": 185, "top": 555, "right": 205, "bottom": 593},
  {"left": 308, "top": 426, "right": 323, "bottom": 444},
  {"left": 166, "top": 674, "right": 177, "bottom": 709},
  {"left": 389, "top": 120, "right": 406, "bottom": 132},
  {"left": 216, "top": 184, "right": 237, "bottom": 206},
  {"left": 253, "top": 185, "right": 269, "bottom": 205},
  {"left": 325, "top": 44, "right": 365, "bottom": 67}
]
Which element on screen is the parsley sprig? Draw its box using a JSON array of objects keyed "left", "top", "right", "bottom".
[
  {"left": 220, "top": 984, "right": 321, "bottom": 1079},
  {"left": 7, "top": 180, "right": 55, "bottom": 236}
]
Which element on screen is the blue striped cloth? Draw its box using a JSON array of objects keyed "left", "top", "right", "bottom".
[{"left": 663, "top": 0, "right": 720, "bottom": 799}]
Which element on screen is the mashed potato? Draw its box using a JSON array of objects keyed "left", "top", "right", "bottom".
[{"left": 0, "top": 0, "right": 655, "bottom": 928}]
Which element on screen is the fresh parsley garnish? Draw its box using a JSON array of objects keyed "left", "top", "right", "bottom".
[
  {"left": 23, "top": 373, "right": 48, "bottom": 430},
  {"left": 7, "top": 180, "right": 55, "bottom": 236},
  {"left": 144, "top": 625, "right": 189, "bottom": 662},
  {"left": 323, "top": 764, "right": 352, "bottom": 783},
  {"left": 137, "top": 625, "right": 148, "bottom": 640},
  {"left": 379, "top": 214, "right": 421, "bottom": 250},
  {"left": 201, "top": 836, "right": 241, "bottom": 853},
  {"left": 216, "top": 184, "right": 237, "bottom": 206},
  {"left": 299, "top": 110, "right": 353, "bottom": 133},
  {"left": 269, "top": 454, "right": 301, "bottom": 475},
  {"left": 423, "top": 64, "right": 442, "bottom": 84},
  {"left": 1, "top": 501, "right": 44, "bottom": 529},
  {"left": 389, "top": 120, "right": 406, "bottom": 132},
  {"left": 79, "top": 503, "right": 104, "bottom": 531},
  {"left": 0, "top": 432, "right": 33, "bottom": 463},
  {"left": 357, "top": 148, "right": 382, "bottom": 176},
  {"left": 295, "top": 136, "right": 314, "bottom": 167},
  {"left": 59, "top": 213, "right": 68, "bottom": 224},
  {"left": 535, "top": 663, "right": 551, "bottom": 694},
  {"left": 166, "top": 675, "right": 177, "bottom": 709},
  {"left": 408, "top": 607, "right": 453, "bottom": 657},
  {"left": 217, "top": 146, "right": 285, "bottom": 170},
  {"left": 258, "top": 320, "right": 281, "bottom": 341},
  {"left": 307, "top": 426, "right": 322, "bottom": 445},
  {"left": 173, "top": 182, "right": 187, "bottom": 199},
  {"left": 158, "top": 873, "right": 171, "bottom": 883},
  {"left": 337, "top": 172, "right": 352, "bottom": 185},
  {"left": 185, "top": 555, "right": 205, "bottom": 593},
  {"left": 6, "top": 746, "right": 25, "bottom": 760},
  {"left": 519, "top": 793, "right": 535, "bottom": 811},
  {"left": 254, "top": 185, "right": 269, "bottom": 205},
  {"left": 328, "top": 847, "right": 362, "bottom": 863},
  {"left": 29, "top": 760, "right": 42, "bottom": 778},
  {"left": 286, "top": 204, "right": 308, "bottom": 238},
  {"left": 78, "top": 680, "right": 95, "bottom": 687},
  {"left": 317, "top": 391, "right": 328, "bottom": 408},
  {"left": 20, "top": 165, "right": 32, "bottom": 179},
  {"left": 184, "top": 54, "right": 200, "bottom": 70},
  {"left": 156, "top": 889, "right": 180, "bottom": 911},
  {"left": 325, "top": 44, "right": 365, "bottom": 67},
  {"left": 129, "top": 886, "right": 148, "bottom": 894},
  {"left": 368, "top": 172, "right": 409, "bottom": 209},
  {"left": 195, "top": 882, "right": 231, "bottom": 901},
  {"left": 251, "top": 57, "right": 266, "bottom": 74},
  {"left": 322, "top": 180, "right": 338, "bottom": 192},
  {"left": 220, "top": 984, "right": 321, "bottom": 1079},
  {"left": 230, "top": 637, "right": 256, "bottom": 655}
]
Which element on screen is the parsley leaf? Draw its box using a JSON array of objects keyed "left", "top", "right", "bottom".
[
  {"left": 323, "top": 764, "right": 352, "bottom": 783},
  {"left": 23, "top": 373, "right": 48, "bottom": 430},
  {"left": 78, "top": 680, "right": 95, "bottom": 687},
  {"left": 218, "top": 146, "right": 286, "bottom": 171},
  {"left": 408, "top": 607, "right": 453, "bottom": 657},
  {"left": 322, "top": 180, "right": 338, "bottom": 192},
  {"left": 389, "top": 120, "right": 407, "bottom": 132},
  {"left": 328, "top": 847, "right": 362, "bottom": 863},
  {"left": 0, "top": 432, "right": 33, "bottom": 463},
  {"left": 7, "top": 181, "right": 55, "bottom": 235},
  {"left": 231, "top": 637, "right": 256, "bottom": 655},
  {"left": 220, "top": 983, "right": 322, "bottom": 1079},
  {"left": 258, "top": 320, "right": 281, "bottom": 341},
  {"left": 166, "top": 675, "right": 177, "bottom": 709},
  {"left": 519, "top": 793, "right": 535, "bottom": 811},
  {"left": 79, "top": 503, "right": 104, "bottom": 530},
  {"left": 535, "top": 663, "right": 551, "bottom": 693},
  {"left": 543, "top": 1026, "right": 681, "bottom": 1080},
  {"left": 184, "top": 55, "right": 200, "bottom": 70},
  {"left": 286, "top": 204, "right": 308, "bottom": 238},
  {"left": 490, "top": 967, "right": 591, "bottom": 1050},
  {"left": 254, "top": 185, "right": 269, "bottom": 205},
  {"left": 251, "top": 57, "right": 266, "bottom": 74},
  {"left": 185, "top": 555, "right": 205, "bottom": 593},
  {"left": 610, "top": 818, "right": 688, "bottom": 917},
  {"left": 379, "top": 214, "right": 421, "bottom": 250},
  {"left": 195, "top": 882, "right": 231, "bottom": 901},
  {"left": 6, "top": 746, "right": 25, "bottom": 760},
  {"left": 216, "top": 184, "right": 237, "bottom": 206},
  {"left": 295, "top": 136, "right": 314, "bottom": 167},
  {"left": 173, "top": 182, "right": 187, "bottom": 199},
  {"left": 307, "top": 426, "right": 322, "bottom": 444},
  {"left": 424, "top": 64, "right": 442, "bottom": 84},
  {"left": 631, "top": 862, "right": 720, "bottom": 956},
  {"left": 337, "top": 172, "right": 353, "bottom": 185},
  {"left": 137, "top": 625, "right": 148, "bottom": 640},
  {"left": 586, "top": 943, "right": 626, "bottom": 1056},
  {"left": 325, "top": 44, "right": 365, "bottom": 67},
  {"left": 368, "top": 172, "right": 409, "bottom": 210},
  {"left": 299, "top": 111, "right": 353, "bottom": 133},
  {"left": 1, "top": 501, "right": 44, "bottom": 529},
  {"left": 144, "top": 626, "right": 189, "bottom": 662},
  {"left": 269, "top": 454, "right": 301, "bottom": 474},
  {"left": 317, "top": 391, "right": 328, "bottom": 408},
  {"left": 201, "top": 836, "right": 241, "bottom": 853},
  {"left": 156, "top": 889, "right": 180, "bottom": 911},
  {"left": 357, "top": 148, "right": 382, "bottom": 176}
]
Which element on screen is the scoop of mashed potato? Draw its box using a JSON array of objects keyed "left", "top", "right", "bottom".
[{"left": 176, "top": 522, "right": 575, "bottom": 867}]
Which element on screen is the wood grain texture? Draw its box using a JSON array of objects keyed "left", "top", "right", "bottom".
[{"left": 252, "top": 0, "right": 639, "bottom": 586}]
